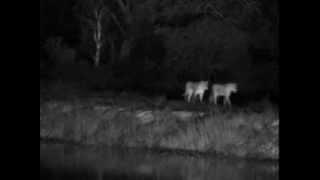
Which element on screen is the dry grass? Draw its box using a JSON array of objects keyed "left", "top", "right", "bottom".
[{"left": 40, "top": 85, "right": 279, "bottom": 159}]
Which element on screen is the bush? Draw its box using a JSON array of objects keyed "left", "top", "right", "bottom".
[{"left": 44, "top": 36, "right": 76, "bottom": 65}]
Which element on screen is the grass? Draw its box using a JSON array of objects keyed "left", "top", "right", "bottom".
[{"left": 40, "top": 82, "right": 279, "bottom": 160}]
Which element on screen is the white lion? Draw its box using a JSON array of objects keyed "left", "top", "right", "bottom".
[
  {"left": 183, "top": 81, "right": 209, "bottom": 103},
  {"left": 210, "top": 83, "right": 238, "bottom": 106}
]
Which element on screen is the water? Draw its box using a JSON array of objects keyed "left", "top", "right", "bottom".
[{"left": 40, "top": 142, "right": 278, "bottom": 180}]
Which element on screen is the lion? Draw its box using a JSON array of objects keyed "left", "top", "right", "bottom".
[
  {"left": 183, "top": 81, "right": 209, "bottom": 103},
  {"left": 210, "top": 83, "right": 238, "bottom": 106}
]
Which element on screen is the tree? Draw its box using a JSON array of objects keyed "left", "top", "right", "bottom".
[{"left": 74, "top": 0, "right": 110, "bottom": 67}]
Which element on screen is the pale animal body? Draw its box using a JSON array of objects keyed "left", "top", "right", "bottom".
[
  {"left": 183, "top": 81, "right": 209, "bottom": 103},
  {"left": 210, "top": 83, "right": 238, "bottom": 106}
]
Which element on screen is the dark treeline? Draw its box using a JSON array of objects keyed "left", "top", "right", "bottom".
[{"left": 40, "top": 0, "right": 279, "bottom": 103}]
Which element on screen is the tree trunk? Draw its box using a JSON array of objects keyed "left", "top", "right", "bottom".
[
  {"left": 108, "top": 37, "right": 115, "bottom": 65},
  {"left": 114, "top": 0, "right": 134, "bottom": 61},
  {"left": 94, "top": 43, "right": 101, "bottom": 67},
  {"left": 93, "top": 11, "right": 103, "bottom": 67}
]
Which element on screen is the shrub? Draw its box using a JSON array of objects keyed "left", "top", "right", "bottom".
[{"left": 44, "top": 36, "right": 76, "bottom": 65}]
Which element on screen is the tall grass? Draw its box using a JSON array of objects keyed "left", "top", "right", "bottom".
[{"left": 40, "top": 90, "right": 278, "bottom": 159}]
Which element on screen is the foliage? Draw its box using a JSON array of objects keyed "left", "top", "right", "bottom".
[
  {"left": 44, "top": 36, "right": 76, "bottom": 65},
  {"left": 40, "top": 0, "right": 279, "bottom": 99}
]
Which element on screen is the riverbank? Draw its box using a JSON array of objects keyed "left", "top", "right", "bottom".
[
  {"left": 40, "top": 83, "right": 278, "bottom": 160},
  {"left": 41, "top": 142, "right": 278, "bottom": 180}
]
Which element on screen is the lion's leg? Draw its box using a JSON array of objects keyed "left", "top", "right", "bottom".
[
  {"left": 223, "top": 95, "right": 227, "bottom": 107},
  {"left": 202, "top": 91, "right": 207, "bottom": 104},
  {"left": 199, "top": 93, "right": 202, "bottom": 103},
  {"left": 193, "top": 92, "right": 199, "bottom": 103},
  {"left": 190, "top": 92, "right": 196, "bottom": 103},
  {"left": 185, "top": 92, "right": 189, "bottom": 103},
  {"left": 214, "top": 94, "right": 218, "bottom": 105},
  {"left": 190, "top": 94, "right": 194, "bottom": 103},
  {"left": 226, "top": 95, "right": 231, "bottom": 107},
  {"left": 187, "top": 93, "right": 192, "bottom": 103}
]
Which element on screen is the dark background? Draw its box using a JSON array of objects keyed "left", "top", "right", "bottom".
[{"left": 40, "top": 0, "right": 279, "bottom": 103}]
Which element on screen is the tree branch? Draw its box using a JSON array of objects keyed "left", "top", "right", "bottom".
[
  {"left": 114, "top": 0, "right": 132, "bottom": 24},
  {"left": 109, "top": 11, "right": 126, "bottom": 35}
]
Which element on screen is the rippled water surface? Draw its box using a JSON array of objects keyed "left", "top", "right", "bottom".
[{"left": 40, "top": 143, "right": 278, "bottom": 180}]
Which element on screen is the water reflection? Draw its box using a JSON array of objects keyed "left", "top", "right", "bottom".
[{"left": 40, "top": 143, "right": 278, "bottom": 180}]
